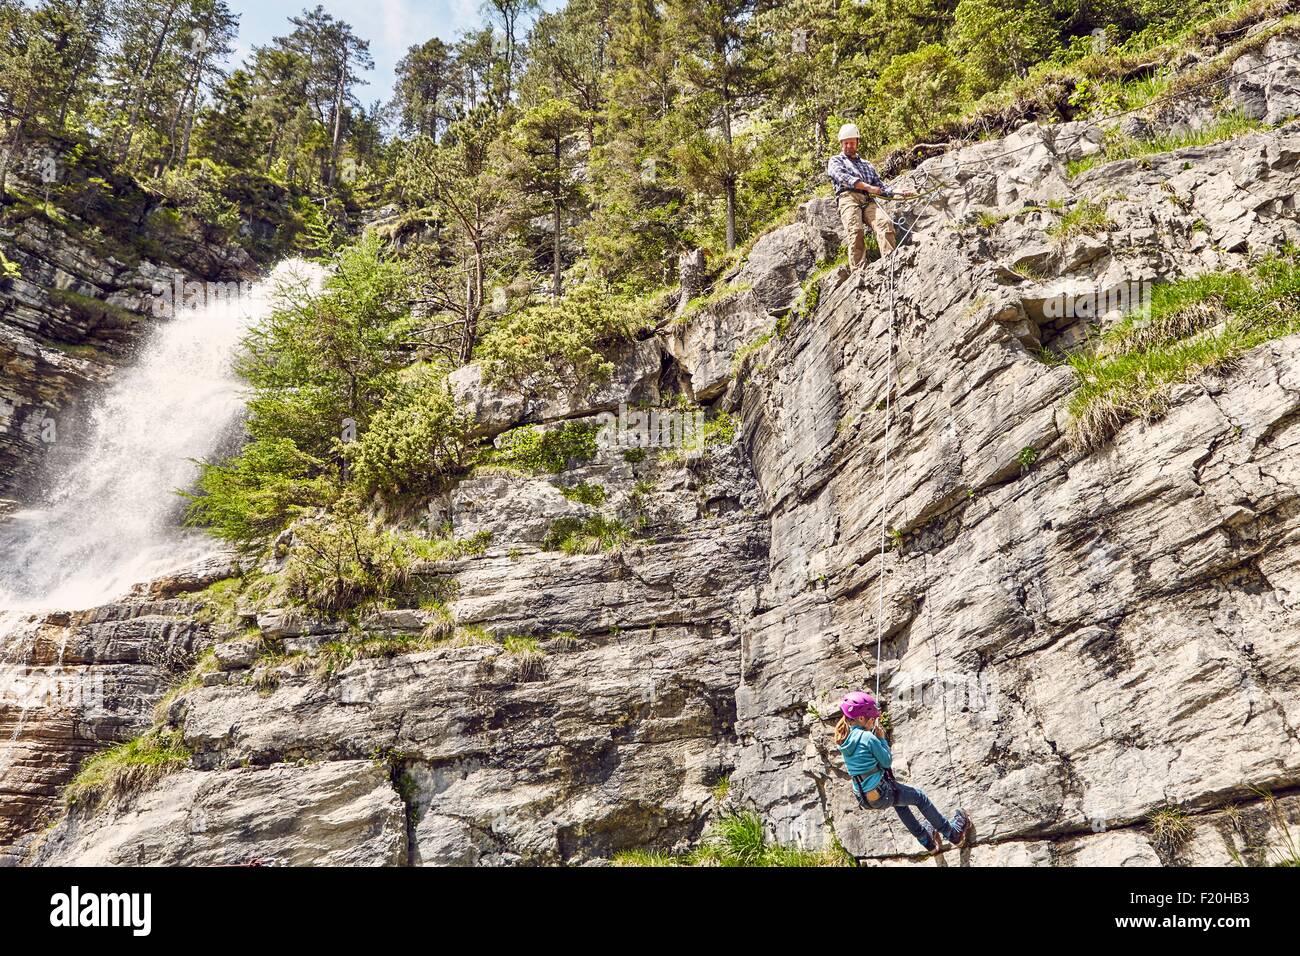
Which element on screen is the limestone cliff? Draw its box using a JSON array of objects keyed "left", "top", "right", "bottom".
[{"left": 8, "top": 34, "right": 1300, "bottom": 867}]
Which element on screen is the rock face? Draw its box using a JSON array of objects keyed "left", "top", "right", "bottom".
[
  {"left": 12, "top": 36, "right": 1300, "bottom": 866},
  {"left": 721, "top": 90, "right": 1300, "bottom": 860},
  {"left": 0, "top": 594, "right": 215, "bottom": 865},
  {"left": 30, "top": 760, "right": 407, "bottom": 866}
]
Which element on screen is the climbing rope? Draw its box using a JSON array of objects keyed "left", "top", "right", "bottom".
[
  {"left": 856, "top": 37, "right": 1299, "bottom": 826},
  {"left": 870, "top": 196, "right": 924, "bottom": 698},
  {"left": 868, "top": 195, "right": 968, "bottom": 805}
]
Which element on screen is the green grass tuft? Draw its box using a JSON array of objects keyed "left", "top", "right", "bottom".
[
  {"left": 65, "top": 729, "right": 191, "bottom": 808},
  {"left": 1067, "top": 110, "right": 1263, "bottom": 178},
  {"left": 1047, "top": 198, "right": 1114, "bottom": 243},
  {"left": 614, "top": 811, "right": 854, "bottom": 867},
  {"left": 543, "top": 515, "right": 633, "bottom": 554},
  {"left": 1066, "top": 255, "right": 1300, "bottom": 451}
]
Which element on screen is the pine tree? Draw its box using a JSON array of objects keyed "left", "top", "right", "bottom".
[{"left": 509, "top": 97, "right": 584, "bottom": 298}]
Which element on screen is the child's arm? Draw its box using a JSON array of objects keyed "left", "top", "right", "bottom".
[{"left": 865, "top": 731, "right": 892, "bottom": 769}]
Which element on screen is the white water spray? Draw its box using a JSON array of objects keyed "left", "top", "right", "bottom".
[{"left": 0, "top": 259, "right": 320, "bottom": 613}]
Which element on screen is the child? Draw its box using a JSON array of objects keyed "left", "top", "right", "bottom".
[{"left": 836, "top": 690, "right": 972, "bottom": 855}]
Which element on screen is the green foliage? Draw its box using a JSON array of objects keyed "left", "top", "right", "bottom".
[
  {"left": 1066, "top": 255, "right": 1300, "bottom": 450},
  {"left": 276, "top": 497, "right": 486, "bottom": 617},
  {"left": 502, "top": 635, "right": 544, "bottom": 655},
  {"left": 613, "top": 811, "right": 854, "bottom": 867},
  {"left": 65, "top": 729, "right": 191, "bottom": 808},
  {"left": 874, "top": 44, "right": 969, "bottom": 141},
  {"left": 951, "top": 0, "right": 1059, "bottom": 94},
  {"left": 488, "top": 422, "right": 601, "bottom": 474},
  {"left": 145, "top": 160, "right": 242, "bottom": 245},
  {"left": 543, "top": 515, "right": 633, "bottom": 554},
  {"left": 0, "top": 247, "right": 20, "bottom": 279},
  {"left": 280, "top": 503, "right": 407, "bottom": 615},
  {"left": 238, "top": 235, "right": 412, "bottom": 456},
  {"left": 405, "top": 530, "right": 493, "bottom": 563},
  {"left": 560, "top": 481, "right": 607, "bottom": 506},
  {"left": 1047, "top": 198, "right": 1114, "bottom": 243},
  {"left": 187, "top": 236, "right": 420, "bottom": 547},
  {"left": 313, "top": 633, "right": 438, "bottom": 680},
  {"left": 47, "top": 286, "right": 140, "bottom": 329},
  {"left": 731, "top": 330, "right": 776, "bottom": 377},
  {"left": 183, "top": 438, "right": 336, "bottom": 550},
  {"left": 1016, "top": 446, "right": 1040, "bottom": 470},
  {"left": 349, "top": 364, "right": 472, "bottom": 498},
  {"left": 477, "top": 282, "right": 653, "bottom": 393}
]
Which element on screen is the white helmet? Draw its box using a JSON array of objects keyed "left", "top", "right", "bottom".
[{"left": 838, "top": 123, "right": 861, "bottom": 142}]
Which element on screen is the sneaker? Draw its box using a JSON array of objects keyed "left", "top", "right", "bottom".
[
  {"left": 926, "top": 828, "right": 945, "bottom": 856},
  {"left": 950, "top": 809, "right": 973, "bottom": 848}
]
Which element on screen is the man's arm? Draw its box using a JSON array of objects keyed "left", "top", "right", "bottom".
[{"left": 827, "top": 154, "right": 859, "bottom": 193}]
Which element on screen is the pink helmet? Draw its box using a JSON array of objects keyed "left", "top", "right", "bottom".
[{"left": 840, "top": 691, "right": 880, "bottom": 720}]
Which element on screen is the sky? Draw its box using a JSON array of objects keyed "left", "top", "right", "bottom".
[{"left": 226, "top": 0, "right": 562, "bottom": 107}]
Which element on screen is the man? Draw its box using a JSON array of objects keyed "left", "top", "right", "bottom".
[{"left": 827, "top": 123, "right": 915, "bottom": 269}]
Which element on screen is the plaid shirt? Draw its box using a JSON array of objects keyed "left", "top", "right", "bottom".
[{"left": 827, "top": 151, "right": 894, "bottom": 198}]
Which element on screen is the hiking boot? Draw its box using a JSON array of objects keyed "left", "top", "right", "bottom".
[{"left": 951, "top": 809, "right": 973, "bottom": 848}]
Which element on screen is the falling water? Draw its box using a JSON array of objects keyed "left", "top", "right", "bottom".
[
  {"left": 0, "top": 260, "right": 320, "bottom": 614},
  {"left": 0, "top": 260, "right": 322, "bottom": 787}
]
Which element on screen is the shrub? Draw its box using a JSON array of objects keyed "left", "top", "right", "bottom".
[
  {"left": 560, "top": 481, "right": 607, "bottom": 506},
  {"left": 349, "top": 365, "right": 472, "bottom": 498},
  {"left": 477, "top": 281, "right": 649, "bottom": 393},
  {"left": 487, "top": 422, "right": 601, "bottom": 474},
  {"left": 874, "top": 44, "right": 969, "bottom": 141},
  {"left": 146, "top": 159, "right": 241, "bottom": 245},
  {"left": 279, "top": 497, "right": 416, "bottom": 614},
  {"left": 183, "top": 438, "right": 337, "bottom": 550},
  {"left": 951, "top": 0, "right": 1059, "bottom": 94}
]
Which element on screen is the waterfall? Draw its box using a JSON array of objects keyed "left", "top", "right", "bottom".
[{"left": 0, "top": 259, "right": 321, "bottom": 613}]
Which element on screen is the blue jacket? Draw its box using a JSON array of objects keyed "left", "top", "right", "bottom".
[{"left": 838, "top": 726, "right": 892, "bottom": 793}]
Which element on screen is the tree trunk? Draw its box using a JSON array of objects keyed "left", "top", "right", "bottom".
[
  {"left": 328, "top": 64, "right": 346, "bottom": 187},
  {"left": 0, "top": 118, "right": 26, "bottom": 195},
  {"left": 552, "top": 192, "right": 562, "bottom": 299},
  {"left": 119, "top": 6, "right": 182, "bottom": 162},
  {"left": 725, "top": 177, "right": 736, "bottom": 252}
]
